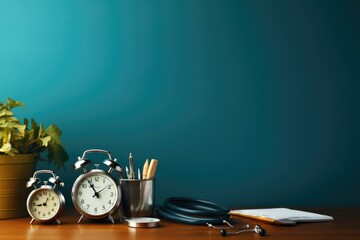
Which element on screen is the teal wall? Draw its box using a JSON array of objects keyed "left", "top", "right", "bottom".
[{"left": 1, "top": 0, "right": 359, "bottom": 207}]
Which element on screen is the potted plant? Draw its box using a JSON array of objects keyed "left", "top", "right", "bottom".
[{"left": 0, "top": 97, "right": 69, "bottom": 219}]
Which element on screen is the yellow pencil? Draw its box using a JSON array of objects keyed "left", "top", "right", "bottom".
[
  {"left": 142, "top": 159, "right": 149, "bottom": 179},
  {"left": 146, "top": 159, "right": 158, "bottom": 179}
]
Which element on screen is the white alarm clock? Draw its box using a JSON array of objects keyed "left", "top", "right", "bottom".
[
  {"left": 71, "top": 149, "right": 123, "bottom": 223},
  {"left": 26, "top": 170, "right": 65, "bottom": 224}
]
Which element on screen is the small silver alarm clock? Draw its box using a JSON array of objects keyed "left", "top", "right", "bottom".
[{"left": 26, "top": 170, "right": 65, "bottom": 224}]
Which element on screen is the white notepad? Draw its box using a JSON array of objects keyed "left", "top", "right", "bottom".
[{"left": 230, "top": 208, "right": 334, "bottom": 225}]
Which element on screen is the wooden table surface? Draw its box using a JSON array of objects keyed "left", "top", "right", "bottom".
[{"left": 1, "top": 208, "right": 359, "bottom": 239}]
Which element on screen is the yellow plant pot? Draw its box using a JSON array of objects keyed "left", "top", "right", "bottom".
[{"left": 0, "top": 154, "right": 37, "bottom": 219}]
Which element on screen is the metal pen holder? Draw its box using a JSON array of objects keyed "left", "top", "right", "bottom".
[{"left": 119, "top": 178, "right": 155, "bottom": 218}]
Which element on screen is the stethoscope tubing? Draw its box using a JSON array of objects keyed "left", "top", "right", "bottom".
[
  {"left": 164, "top": 197, "right": 230, "bottom": 216},
  {"left": 157, "top": 197, "right": 230, "bottom": 225}
]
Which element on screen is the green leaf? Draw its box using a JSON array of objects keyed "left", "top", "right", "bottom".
[
  {"left": 30, "top": 119, "right": 39, "bottom": 141},
  {"left": 0, "top": 109, "right": 13, "bottom": 117},
  {"left": 2, "top": 131, "right": 11, "bottom": 143},
  {"left": 40, "top": 136, "right": 51, "bottom": 147},
  {"left": 4, "top": 116, "right": 20, "bottom": 123},
  {"left": 0, "top": 142, "right": 12, "bottom": 154},
  {"left": 38, "top": 123, "right": 44, "bottom": 138},
  {"left": 23, "top": 118, "right": 28, "bottom": 128},
  {"left": 11, "top": 131, "right": 24, "bottom": 141},
  {"left": 44, "top": 124, "right": 62, "bottom": 144},
  {"left": 0, "top": 121, "right": 18, "bottom": 128},
  {"left": 6, "top": 98, "right": 25, "bottom": 109},
  {"left": 16, "top": 124, "right": 26, "bottom": 137},
  {"left": 47, "top": 142, "right": 69, "bottom": 169}
]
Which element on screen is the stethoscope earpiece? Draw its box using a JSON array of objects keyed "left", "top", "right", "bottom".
[
  {"left": 213, "top": 223, "right": 266, "bottom": 237},
  {"left": 220, "top": 229, "right": 227, "bottom": 236},
  {"left": 255, "top": 225, "right": 266, "bottom": 236}
]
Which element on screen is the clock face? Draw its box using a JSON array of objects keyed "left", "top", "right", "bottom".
[
  {"left": 27, "top": 188, "right": 62, "bottom": 221},
  {"left": 72, "top": 171, "right": 121, "bottom": 218}
]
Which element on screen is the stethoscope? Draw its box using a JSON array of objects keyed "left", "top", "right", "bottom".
[
  {"left": 157, "top": 197, "right": 266, "bottom": 237},
  {"left": 207, "top": 220, "right": 266, "bottom": 237}
]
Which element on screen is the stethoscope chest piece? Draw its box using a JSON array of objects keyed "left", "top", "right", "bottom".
[{"left": 125, "top": 217, "right": 160, "bottom": 228}]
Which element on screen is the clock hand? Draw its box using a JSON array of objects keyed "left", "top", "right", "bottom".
[
  {"left": 36, "top": 197, "right": 49, "bottom": 207},
  {"left": 88, "top": 180, "right": 99, "bottom": 198},
  {"left": 92, "top": 184, "right": 110, "bottom": 198},
  {"left": 43, "top": 197, "right": 49, "bottom": 206},
  {"left": 97, "top": 184, "right": 111, "bottom": 195}
]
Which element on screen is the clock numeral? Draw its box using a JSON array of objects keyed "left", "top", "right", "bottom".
[
  {"left": 95, "top": 176, "right": 99, "bottom": 181},
  {"left": 102, "top": 205, "right": 106, "bottom": 210},
  {"left": 51, "top": 196, "right": 55, "bottom": 201},
  {"left": 94, "top": 207, "right": 98, "bottom": 213},
  {"left": 80, "top": 199, "right": 84, "bottom": 204},
  {"left": 108, "top": 185, "right": 111, "bottom": 190},
  {"left": 86, "top": 204, "right": 90, "bottom": 210},
  {"left": 48, "top": 211, "right": 51, "bottom": 215},
  {"left": 82, "top": 184, "right": 87, "bottom": 188},
  {"left": 53, "top": 203, "right": 57, "bottom": 207},
  {"left": 108, "top": 200, "right": 112, "bottom": 205},
  {"left": 110, "top": 192, "right": 114, "bottom": 197},
  {"left": 78, "top": 191, "right": 82, "bottom": 196},
  {"left": 44, "top": 191, "right": 47, "bottom": 195}
]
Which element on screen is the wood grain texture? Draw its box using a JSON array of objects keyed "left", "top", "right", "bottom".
[{"left": 0, "top": 208, "right": 359, "bottom": 240}]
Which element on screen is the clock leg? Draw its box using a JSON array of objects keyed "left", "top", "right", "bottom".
[
  {"left": 30, "top": 218, "right": 35, "bottom": 224},
  {"left": 108, "top": 215, "right": 115, "bottom": 224},
  {"left": 56, "top": 219, "right": 61, "bottom": 224},
  {"left": 77, "top": 215, "right": 85, "bottom": 224}
]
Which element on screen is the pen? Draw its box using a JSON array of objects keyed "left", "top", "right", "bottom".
[
  {"left": 129, "top": 152, "right": 135, "bottom": 179},
  {"left": 125, "top": 166, "right": 130, "bottom": 179}
]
